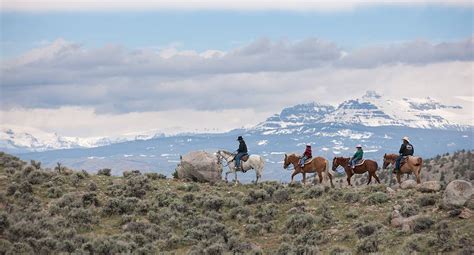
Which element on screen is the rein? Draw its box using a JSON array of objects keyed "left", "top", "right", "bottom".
[{"left": 218, "top": 152, "right": 235, "bottom": 168}]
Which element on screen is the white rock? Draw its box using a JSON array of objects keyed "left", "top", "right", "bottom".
[{"left": 443, "top": 180, "right": 473, "bottom": 209}]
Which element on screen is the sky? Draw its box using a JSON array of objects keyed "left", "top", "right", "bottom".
[{"left": 1, "top": 0, "right": 473, "bottom": 138}]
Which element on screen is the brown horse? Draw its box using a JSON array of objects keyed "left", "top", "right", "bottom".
[
  {"left": 283, "top": 153, "right": 334, "bottom": 187},
  {"left": 383, "top": 154, "right": 422, "bottom": 184},
  {"left": 332, "top": 157, "right": 380, "bottom": 186}
]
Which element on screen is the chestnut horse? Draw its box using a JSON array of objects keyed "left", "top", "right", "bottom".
[
  {"left": 383, "top": 154, "right": 422, "bottom": 184},
  {"left": 283, "top": 153, "right": 334, "bottom": 187},
  {"left": 332, "top": 157, "right": 380, "bottom": 186}
]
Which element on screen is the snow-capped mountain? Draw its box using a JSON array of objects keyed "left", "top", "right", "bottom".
[
  {"left": 254, "top": 91, "right": 470, "bottom": 135},
  {"left": 1, "top": 91, "right": 471, "bottom": 154},
  {"left": 0, "top": 126, "right": 167, "bottom": 153}
]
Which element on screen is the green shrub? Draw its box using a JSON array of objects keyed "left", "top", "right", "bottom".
[
  {"left": 202, "top": 196, "right": 224, "bottom": 211},
  {"left": 285, "top": 213, "right": 315, "bottom": 234},
  {"left": 0, "top": 212, "right": 9, "bottom": 234},
  {"left": 343, "top": 192, "right": 361, "bottom": 203},
  {"left": 413, "top": 216, "right": 434, "bottom": 233},
  {"left": 245, "top": 189, "right": 268, "bottom": 204},
  {"left": 98, "top": 168, "right": 112, "bottom": 176},
  {"left": 356, "top": 236, "right": 379, "bottom": 253},
  {"left": 47, "top": 187, "right": 63, "bottom": 198},
  {"left": 145, "top": 172, "right": 166, "bottom": 180},
  {"left": 417, "top": 195, "right": 437, "bottom": 207},
  {"left": 366, "top": 192, "right": 389, "bottom": 205},
  {"left": 400, "top": 202, "right": 419, "bottom": 217},
  {"left": 273, "top": 188, "right": 290, "bottom": 203},
  {"left": 355, "top": 222, "right": 381, "bottom": 238},
  {"left": 303, "top": 186, "right": 324, "bottom": 199},
  {"left": 229, "top": 206, "right": 251, "bottom": 221}
]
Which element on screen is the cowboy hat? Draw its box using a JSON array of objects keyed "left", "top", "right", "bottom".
[
  {"left": 402, "top": 136, "right": 410, "bottom": 143},
  {"left": 237, "top": 136, "right": 243, "bottom": 141},
  {"left": 356, "top": 144, "right": 362, "bottom": 148},
  {"left": 306, "top": 144, "right": 311, "bottom": 147}
]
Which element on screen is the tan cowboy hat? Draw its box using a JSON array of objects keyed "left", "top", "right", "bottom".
[
  {"left": 356, "top": 144, "right": 362, "bottom": 148},
  {"left": 402, "top": 136, "right": 410, "bottom": 143},
  {"left": 306, "top": 144, "right": 311, "bottom": 147}
]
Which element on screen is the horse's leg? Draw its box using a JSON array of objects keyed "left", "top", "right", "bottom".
[
  {"left": 373, "top": 171, "right": 381, "bottom": 184},
  {"left": 414, "top": 168, "right": 421, "bottom": 184},
  {"left": 327, "top": 171, "right": 335, "bottom": 188},
  {"left": 318, "top": 172, "right": 323, "bottom": 184},
  {"left": 225, "top": 170, "right": 232, "bottom": 182},
  {"left": 346, "top": 169, "right": 353, "bottom": 186},
  {"left": 396, "top": 172, "right": 401, "bottom": 185},
  {"left": 290, "top": 170, "right": 297, "bottom": 183},
  {"left": 302, "top": 172, "right": 306, "bottom": 185}
]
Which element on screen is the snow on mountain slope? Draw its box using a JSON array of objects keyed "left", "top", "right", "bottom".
[
  {"left": 2, "top": 91, "right": 471, "bottom": 153},
  {"left": 322, "top": 91, "right": 469, "bottom": 130}
]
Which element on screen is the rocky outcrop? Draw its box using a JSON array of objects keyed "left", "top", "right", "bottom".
[
  {"left": 175, "top": 151, "right": 222, "bottom": 183},
  {"left": 443, "top": 180, "right": 473, "bottom": 209},
  {"left": 400, "top": 180, "right": 417, "bottom": 190},
  {"left": 418, "top": 181, "right": 441, "bottom": 193}
]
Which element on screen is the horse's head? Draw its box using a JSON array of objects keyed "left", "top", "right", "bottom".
[
  {"left": 332, "top": 157, "right": 339, "bottom": 171},
  {"left": 283, "top": 154, "right": 290, "bottom": 169},
  {"left": 382, "top": 153, "right": 395, "bottom": 169}
]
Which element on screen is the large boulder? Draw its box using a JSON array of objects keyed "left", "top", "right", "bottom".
[
  {"left": 418, "top": 181, "right": 441, "bottom": 193},
  {"left": 443, "top": 180, "right": 473, "bottom": 209},
  {"left": 175, "top": 151, "right": 222, "bottom": 183},
  {"left": 400, "top": 180, "right": 417, "bottom": 190}
]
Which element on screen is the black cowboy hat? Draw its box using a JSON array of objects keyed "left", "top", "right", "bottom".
[{"left": 237, "top": 136, "right": 243, "bottom": 141}]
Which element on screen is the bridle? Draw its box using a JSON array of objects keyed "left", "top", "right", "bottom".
[{"left": 217, "top": 151, "right": 235, "bottom": 168}]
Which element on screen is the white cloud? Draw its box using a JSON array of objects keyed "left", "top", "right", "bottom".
[{"left": 2, "top": 0, "right": 472, "bottom": 12}]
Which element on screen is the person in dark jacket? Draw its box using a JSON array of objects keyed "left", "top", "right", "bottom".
[
  {"left": 395, "top": 136, "right": 414, "bottom": 172},
  {"left": 350, "top": 145, "right": 364, "bottom": 169},
  {"left": 299, "top": 144, "right": 312, "bottom": 168},
  {"left": 234, "top": 136, "right": 248, "bottom": 171}
]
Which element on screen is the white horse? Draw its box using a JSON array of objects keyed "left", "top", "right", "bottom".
[{"left": 216, "top": 150, "right": 265, "bottom": 183}]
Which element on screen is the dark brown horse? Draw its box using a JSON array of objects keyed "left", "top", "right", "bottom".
[
  {"left": 383, "top": 153, "right": 423, "bottom": 184},
  {"left": 332, "top": 157, "right": 380, "bottom": 186},
  {"left": 283, "top": 153, "right": 334, "bottom": 187}
]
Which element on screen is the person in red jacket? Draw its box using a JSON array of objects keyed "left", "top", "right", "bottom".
[{"left": 299, "top": 144, "right": 312, "bottom": 168}]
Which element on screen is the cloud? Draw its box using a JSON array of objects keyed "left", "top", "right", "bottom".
[
  {"left": 1, "top": 37, "right": 473, "bottom": 114},
  {"left": 2, "top": 0, "right": 472, "bottom": 12}
]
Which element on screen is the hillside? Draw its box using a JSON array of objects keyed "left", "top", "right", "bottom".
[{"left": 0, "top": 151, "right": 473, "bottom": 254}]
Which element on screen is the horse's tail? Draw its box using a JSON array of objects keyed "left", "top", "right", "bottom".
[{"left": 374, "top": 160, "right": 379, "bottom": 170}]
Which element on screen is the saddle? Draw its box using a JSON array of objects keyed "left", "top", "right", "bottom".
[
  {"left": 241, "top": 154, "right": 249, "bottom": 162},
  {"left": 400, "top": 156, "right": 409, "bottom": 167},
  {"left": 348, "top": 159, "right": 365, "bottom": 167},
  {"left": 302, "top": 157, "right": 314, "bottom": 165}
]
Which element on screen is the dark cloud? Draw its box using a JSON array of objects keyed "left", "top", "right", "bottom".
[{"left": 1, "top": 36, "right": 472, "bottom": 113}]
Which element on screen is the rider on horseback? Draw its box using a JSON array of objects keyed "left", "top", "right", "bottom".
[
  {"left": 234, "top": 136, "right": 248, "bottom": 172},
  {"left": 350, "top": 145, "right": 363, "bottom": 169},
  {"left": 395, "top": 136, "right": 414, "bottom": 173},
  {"left": 299, "top": 144, "right": 312, "bottom": 168}
]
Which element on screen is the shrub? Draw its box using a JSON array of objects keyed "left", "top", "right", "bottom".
[
  {"left": 125, "top": 175, "right": 149, "bottom": 198},
  {"left": 273, "top": 188, "right": 290, "bottom": 203},
  {"left": 255, "top": 204, "right": 278, "bottom": 223},
  {"left": 47, "top": 187, "right": 63, "bottom": 198},
  {"left": 413, "top": 216, "right": 434, "bottom": 233},
  {"left": 123, "top": 170, "right": 141, "bottom": 177},
  {"left": 355, "top": 222, "right": 380, "bottom": 238},
  {"left": 245, "top": 223, "right": 263, "bottom": 236},
  {"left": 88, "top": 181, "right": 98, "bottom": 191},
  {"left": 98, "top": 168, "right": 112, "bottom": 176},
  {"left": 145, "top": 172, "right": 166, "bottom": 180},
  {"left": 27, "top": 170, "right": 49, "bottom": 185},
  {"left": 400, "top": 202, "right": 420, "bottom": 217},
  {"left": 343, "top": 192, "right": 361, "bottom": 203},
  {"left": 103, "top": 197, "right": 139, "bottom": 215},
  {"left": 0, "top": 212, "right": 9, "bottom": 234},
  {"left": 68, "top": 208, "right": 97, "bottom": 227},
  {"left": 245, "top": 189, "right": 268, "bottom": 204},
  {"left": 82, "top": 192, "right": 100, "bottom": 207},
  {"left": 18, "top": 181, "right": 33, "bottom": 194},
  {"left": 294, "top": 229, "right": 323, "bottom": 246},
  {"left": 7, "top": 242, "right": 34, "bottom": 254},
  {"left": 303, "top": 186, "right": 324, "bottom": 199},
  {"left": 182, "top": 193, "right": 195, "bottom": 203},
  {"left": 223, "top": 197, "right": 241, "bottom": 208},
  {"left": 356, "top": 236, "right": 379, "bottom": 253},
  {"left": 366, "top": 192, "right": 389, "bottom": 205},
  {"left": 276, "top": 242, "right": 293, "bottom": 255},
  {"left": 202, "top": 196, "right": 224, "bottom": 211},
  {"left": 6, "top": 183, "right": 18, "bottom": 196},
  {"left": 417, "top": 195, "right": 437, "bottom": 207},
  {"left": 0, "top": 239, "right": 13, "bottom": 254},
  {"left": 285, "top": 213, "right": 315, "bottom": 234},
  {"left": 228, "top": 206, "right": 251, "bottom": 221}
]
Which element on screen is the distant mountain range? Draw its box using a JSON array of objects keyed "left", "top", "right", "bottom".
[{"left": 3, "top": 91, "right": 473, "bottom": 182}]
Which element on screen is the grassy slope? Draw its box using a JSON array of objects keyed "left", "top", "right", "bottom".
[{"left": 0, "top": 152, "right": 473, "bottom": 254}]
